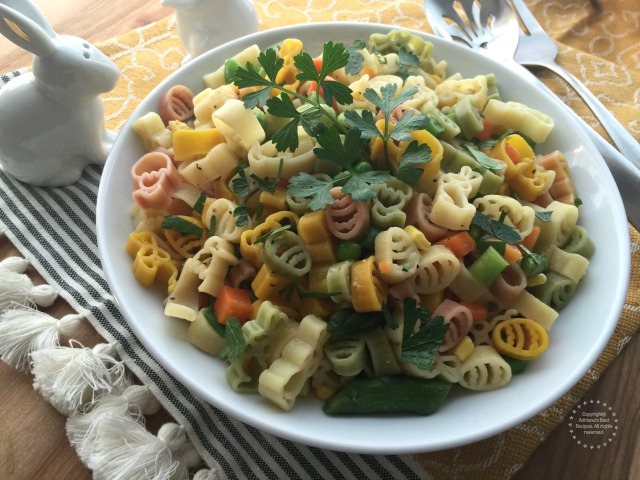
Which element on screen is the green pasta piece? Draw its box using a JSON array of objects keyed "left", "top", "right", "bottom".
[
  {"left": 261, "top": 230, "right": 312, "bottom": 279},
  {"left": 440, "top": 141, "right": 503, "bottom": 194},
  {"left": 529, "top": 271, "right": 577, "bottom": 310},
  {"left": 485, "top": 73, "right": 501, "bottom": 103},
  {"left": 187, "top": 309, "right": 226, "bottom": 356},
  {"left": 362, "top": 327, "right": 402, "bottom": 377},
  {"left": 452, "top": 97, "right": 483, "bottom": 140},
  {"left": 324, "top": 337, "right": 367, "bottom": 377},
  {"left": 323, "top": 376, "right": 452, "bottom": 416},
  {"left": 561, "top": 225, "right": 596, "bottom": 259},
  {"left": 226, "top": 356, "right": 265, "bottom": 394},
  {"left": 468, "top": 246, "right": 509, "bottom": 288},
  {"left": 368, "top": 30, "right": 434, "bottom": 70}
]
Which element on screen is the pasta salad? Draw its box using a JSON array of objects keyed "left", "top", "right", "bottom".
[{"left": 126, "top": 30, "right": 594, "bottom": 415}]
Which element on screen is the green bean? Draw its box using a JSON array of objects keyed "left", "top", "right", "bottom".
[
  {"left": 468, "top": 246, "right": 509, "bottom": 288},
  {"left": 502, "top": 355, "right": 527, "bottom": 374},
  {"left": 323, "top": 376, "right": 452, "bottom": 415}
]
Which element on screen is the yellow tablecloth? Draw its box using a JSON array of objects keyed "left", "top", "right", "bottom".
[{"left": 92, "top": 1, "right": 638, "bottom": 478}]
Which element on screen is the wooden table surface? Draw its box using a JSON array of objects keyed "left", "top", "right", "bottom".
[{"left": 0, "top": 2, "right": 638, "bottom": 479}]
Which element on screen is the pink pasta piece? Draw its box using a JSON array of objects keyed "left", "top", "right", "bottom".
[
  {"left": 131, "top": 151, "right": 182, "bottom": 210},
  {"left": 538, "top": 150, "right": 576, "bottom": 204},
  {"left": 158, "top": 85, "right": 195, "bottom": 123},
  {"left": 405, "top": 193, "right": 449, "bottom": 242},
  {"left": 433, "top": 299, "right": 473, "bottom": 352},
  {"left": 228, "top": 259, "right": 258, "bottom": 288},
  {"left": 325, "top": 187, "right": 370, "bottom": 241},
  {"left": 490, "top": 262, "right": 527, "bottom": 303}
]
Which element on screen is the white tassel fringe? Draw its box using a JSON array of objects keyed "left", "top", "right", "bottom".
[
  {"left": 0, "top": 256, "right": 29, "bottom": 273},
  {"left": 0, "top": 308, "right": 83, "bottom": 371},
  {"left": 0, "top": 270, "right": 58, "bottom": 310},
  {"left": 66, "top": 384, "right": 162, "bottom": 461},
  {"left": 31, "top": 341, "right": 133, "bottom": 416},
  {"left": 193, "top": 468, "right": 225, "bottom": 480}
]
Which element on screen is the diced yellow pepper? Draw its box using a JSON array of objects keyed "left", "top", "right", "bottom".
[
  {"left": 449, "top": 335, "right": 474, "bottom": 362},
  {"left": 251, "top": 264, "right": 290, "bottom": 301},
  {"left": 306, "top": 241, "right": 336, "bottom": 265},
  {"left": 172, "top": 128, "right": 225, "bottom": 162},
  {"left": 299, "top": 211, "right": 332, "bottom": 244},
  {"left": 259, "top": 187, "right": 287, "bottom": 213}
]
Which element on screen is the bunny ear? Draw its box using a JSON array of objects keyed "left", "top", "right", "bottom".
[
  {"left": 0, "top": 4, "right": 55, "bottom": 57},
  {"left": 0, "top": 0, "right": 56, "bottom": 36}
]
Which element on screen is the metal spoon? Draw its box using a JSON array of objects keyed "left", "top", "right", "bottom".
[{"left": 424, "top": 0, "right": 640, "bottom": 231}]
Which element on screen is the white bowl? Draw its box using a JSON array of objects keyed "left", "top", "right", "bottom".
[{"left": 97, "top": 22, "right": 630, "bottom": 454}]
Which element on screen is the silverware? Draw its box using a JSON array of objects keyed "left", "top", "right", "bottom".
[
  {"left": 511, "top": 0, "right": 639, "bottom": 166},
  {"left": 423, "top": 0, "right": 640, "bottom": 231}
]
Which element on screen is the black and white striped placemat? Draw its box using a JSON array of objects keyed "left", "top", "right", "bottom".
[{"left": 0, "top": 71, "right": 429, "bottom": 480}]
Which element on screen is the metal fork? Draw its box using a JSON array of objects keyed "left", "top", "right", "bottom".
[{"left": 511, "top": 0, "right": 639, "bottom": 164}]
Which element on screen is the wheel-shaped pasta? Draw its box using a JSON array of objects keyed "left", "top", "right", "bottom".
[
  {"left": 261, "top": 230, "right": 312, "bottom": 279},
  {"left": 469, "top": 308, "right": 520, "bottom": 347},
  {"left": 491, "top": 317, "right": 549, "bottom": 360},
  {"left": 529, "top": 271, "right": 578, "bottom": 311},
  {"left": 326, "top": 261, "right": 353, "bottom": 305},
  {"left": 375, "top": 227, "right": 420, "bottom": 284},
  {"left": 202, "top": 198, "right": 250, "bottom": 243},
  {"left": 458, "top": 345, "right": 512, "bottom": 391},
  {"left": 473, "top": 194, "right": 536, "bottom": 240},
  {"left": 248, "top": 128, "right": 316, "bottom": 178},
  {"left": 325, "top": 187, "right": 370, "bottom": 241},
  {"left": 433, "top": 299, "right": 473, "bottom": 352},
  {"left": 405, "top": 193, "right": 448, "bottom": 242},
  {"left": 490, "top": 262, "right": 527, "bottom": 303},
  {"left": 371, "top": 178, "right": 413, "bottom": 229},
  {"left": 411, "top": 245, "right": 461, "bottom": 294},
  {"left": 158, "top": 85, "right": 194, "bottom": 123}
]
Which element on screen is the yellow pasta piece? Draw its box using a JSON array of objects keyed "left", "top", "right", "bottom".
[
  {"left": 251, "top": 264, "right": 291, "bottom": 302},
  {"left": 404, "top": 225, "right": 431, "bottom": 252},
  {"left": 126, "top": 231, "right": 179, "bottom": 293},
  {"left": 351, "top": 256, "right": 387, "bottom": 312},
  {"left": 419, "top": 291, "right": 443, "bottom": 314},
  {"left": 259, "top": 187, "right": 288, "bottom": 215},
  {"left": 240, "top": 211, "right": 300, "bottom": 269},
  {"left": 163, "top": 215, "right": 206, "bottom": 258},
  {"left": 449, "top": 335, "right": 474, "bottom": 362},
  {"left": 306, "top": 241, "right": 337, "bottom": 265},
  {"left": 299, "top": 211, "right": 332, "bottom": 244},
  {"left": 172, "top": 128, "right": 226, "bottom": 162},
  {"left": 295, "top": 297, "right": 335, "bottom": 319}
]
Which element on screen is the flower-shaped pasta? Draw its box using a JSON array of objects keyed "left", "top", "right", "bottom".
[
  {"left": 371, "top": 177, "right": 412, "bottom": 229},
  {"left": 158, "top": 85, "right": 194, "bottom": 124},
  {"left": 435, "top": 73, "right": 489, "bottom": 111},
  {"left": 430, "top": 181, "right": 476, "bottom": 231},
  {"left": 241, "top": 211, "right": 300, "bottom": 269},
  {"left": 248, "top": 128, "right": 317, "bottom": 178},
  {"left": 202, "top": 198, "right": 250, "bottom": 243},
  {"left": 131, "top": 151, "right": 182, "bottom": 210},
  {"left": 483, "top": 99, "right": 554, "bottom": 143}
]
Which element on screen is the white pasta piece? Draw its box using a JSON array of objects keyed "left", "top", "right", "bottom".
[
  {"left": 483, "top": 99, "right": 554, "bottom": 143},
  {"left": 248, "top": 128, "right": 317, "bottom": 178},
  {"left": 459, "top": 345, "right": 512, "bottom": 391},
  {"left": 132, "top": 112, "right": 173, "bottom": 150},
  {"left": 178, "top": 142, "right": 241, "bottom": 189},
  {"left": 258, "top": 315, "right": 328, "bottom": 411},
  {"left": 474, "top": 194, "right": 536, "bottom": 239},
  {"left": 533, "top": 200, "right": 579, "bottom": 251},
  {"left": 188, "top": 236, "right": 239, "bottom": 298},
  {"left": 375, "top": 227, "right": 421, "bottom": 284},
  {"left": 435, "top": 74, "right": 489, "bottom": 111},
  {"left": 411, "top": 245, "right": 461, "bottom": 294},
  {"left": 164, "top": 258, "right": 201, "bottom": 322},
  {"left": 203, "top": 44, "right": 261, "bottom": 89},
  {"left": 430, "top": 181, "right": 476, "bottom": 230},
  {"left": 547, "top": 244, "right": 589, "bottom": 284},
  {"left": 361, "top": 49, "right": 400, "bottom": 75},
  {"left": 212, "top": 99, "right": 265, "bottom": 154},
  {"left": 338, "top": 74, "right": 404, "bottom": 112},
  {"left": 439, "top": 165, "right": 483, "bottom": 198},
  {"left": 192, "top": 84, "right": 239, "bottom": 127},
  {"left": 130, "top": 203, "right": 165, "bottom": 233},
  {"left": 171, "top": 183, "right": 203, "bottom": 209},
  {"left": 509, "top": 290, "right": 559, "bottom": 331},
  {"left": 202, "top": 198, "right": 249, "bottom": 243},
  {"left": 401, "top": 75, "right": 439, "bottom": 112}
]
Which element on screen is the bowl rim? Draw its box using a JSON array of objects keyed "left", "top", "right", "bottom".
[{"left": 97, "top": 21, "right": 631, "bottom": 454}]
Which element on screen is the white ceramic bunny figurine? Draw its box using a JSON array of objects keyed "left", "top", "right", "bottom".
[
  {"left": 0, "top": 0, "right": 120, "bottom": 187},
  {"left": 161, "top": 0, "right": 259, "bottom": 63}
]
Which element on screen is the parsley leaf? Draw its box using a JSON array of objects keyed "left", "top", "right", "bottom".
[
  {"left": 193, "top": 192, "right": 206, "bottom": 214},
  {"left": 208, "top": 216, "right": 217, "bottom": 238},
  {"left": 255, "top": 224, "right": 291, "bottom": 244},
  {"left": 203, "top": 305, "right": 226, "bottom": 338},
  {"left": 342, "top": 170, "right": 391, "bottom": 202},
  {"left": 343, "top": 109, "right": 381, "bottom": 139},
  {"left": 397, "top": 140, "right": 431, "bottom": 187},
  {"left": 471, "top": 211, "right": 521, "bottom": 245},
  {"left": 218, "top": 317, "right": 246, "bottom": 363},
  {"left": 345, "top": 39, "right": 366, "bottom": 75},
  {"left": 271, "top": 117, "right": 301, "bottom": 152},
  {"left": 233, "top": 206, "right": 250, "bottom": 227},
  {"left": 390, "top": 110, "right": 431, "bottom": 142},
  {"left": 464, "top": 144, "right": 506, "bottom": 173},
  {"left": 161, "top": 215, "right": 203, "bottom": 237},
  {"left": 535, "top": 211, "right": 553, "bottom": 222},
  {"left": 314, "top": 126, "right": 364, "bottom": 169},
  {"left": 397, "top": 47, "right": 420, "bottom": 80},
  {"left": 401, "top": 297, "right": 449, "bottom": 371},
  {"left": 326, "top": 308, "right": 385, "bottom": 340},
  {"left": 287, "top": 172, "right": 335, "bottom": 210}
]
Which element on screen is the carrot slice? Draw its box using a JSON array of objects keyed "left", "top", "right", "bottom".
[
  {"left": 521, "top": 225, "right": 541, "bottom": 251},
  {"left": 460, "top": 301, "right": 489, "bottom": 323},
  {"left": 434, "top": 231, "right": 476, "bottom": 258},
  {"left": 214, "top": 285, "right": 253, "bottom": 325}
]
